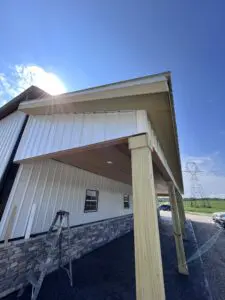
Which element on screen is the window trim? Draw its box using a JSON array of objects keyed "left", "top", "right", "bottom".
[{"left": 84, "top": 189, "right": 99, "bottom": 213}]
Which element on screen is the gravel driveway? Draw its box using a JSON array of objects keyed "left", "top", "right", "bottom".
[{"left": 187, "top": 213, "right": 225, "bottom": 300}]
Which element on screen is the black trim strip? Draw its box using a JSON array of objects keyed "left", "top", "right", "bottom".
[{"left": 0, "top": 115, "right": 28, "bottom": 219}]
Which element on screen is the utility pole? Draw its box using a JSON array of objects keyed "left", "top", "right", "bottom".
[{"left": 184, "top": 161, "right": 211, "bottom": 208}]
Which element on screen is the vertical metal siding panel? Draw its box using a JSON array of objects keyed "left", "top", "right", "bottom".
[
  {"left": 0, "top": 118, "right": 10, "bottom": 154},
  {"left": 22, "top": 117, "right": 39, "bottom": 159},
  {"left": 30, "top": 114, "right": 54, "bottom": 157},
  {"left": 26, "top": 161, "right": 43, "bottom": 230},
  {"left": 72, "top": 114, "right": 84, "bottom": 147},
  {"left": 76, "top": 169, "right": 87, "bottom": 224},
  {"left": 35, "top": 117, "right": 51, "bottom": 158},
  {"left": 15, "top": 117, "right": 32, "bottom": 160},
  {"left": 11, "top": 163, "right": 34, "bottom": 237},
  {"left": 104, "top": 111, "right": 137, "bottom": 141},
  {"left": 0, "top": 121, "right": 7, "bottom": 152},
  {"left": 41, "top": 162, "right": 58, "bottom": 231},
  {"left": 121, "top": 111, "right": 137, "bottom": 134},
  {"left": 50, "top": 163, "right": 64, "bottom": 224},
  {"left": 14, "top": 111, "right": 138, "bottom": 161},
  {"left": 48, "top": 115, "right": 59, "bottom": 153},
  {"left": 72, "top": 167, "right": 83, "bottom": 225},
  {"left": 91, "top": 113, "right": 105, "bottom": 145},
  {"left": 58, "top": 164, "right": 69, "bottom": 210},
  {"left": 0, "top": 112, "right": 26, "bottom": 181},
  {"left": 3, "top": 159, "right": 133, "bottom": 239},
  {"left": 61, "top": 114, "right": 74, "bottom": 150},
  {"left": 0, "top": 165, "right": 23, "bottom": 239},
  {"left": 69, "top": 167, "right": 78, "bottom": 224},
  {"left": 27, "top": 117, "right": 42, "bottom": 158},
  {"left": 44, "top": 162, "right": 64, "bottom": 232},
  {"left": 104, "top": 112, "right": 120, "bottom": 141},
  {"left": 36, "top": 161, "right": 56, "bottom": 233},
  {"left": 56, "top": 115, "right": 67, "bottom": 152},
  {"left": 0, "top": 118, "right": 14, "bottom": 155},
  {"left": 60, "top": 164, "right": 72, "bottom": 211},
  {"left": 45, "top": 115, "right": 56, "bottom": 154},
  {"left": 64, "top": 167, "right": 74, "bottom": 213},
  {"left": 26, "top": 118, "right": 40, "bottom": 158},
  {"left": 32, "top": 161, "right": 51, "bottom": 233},
  {"left": 12, "top": 163, "right": 42, "bottom": 237},
  {"left": 80, "top": 113, "right": 93, "bottom": 145}
]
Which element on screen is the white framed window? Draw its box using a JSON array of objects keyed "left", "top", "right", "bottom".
[
  {"left": 84, "top": 189, "right": 99, "bottom": 212},
  {"left": 123, "top": 194, "right": 130, "bottom": 209}
]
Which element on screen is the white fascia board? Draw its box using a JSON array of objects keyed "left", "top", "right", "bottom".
[{"left": 18, "top": 75, "right": 169, "bottom": 112}]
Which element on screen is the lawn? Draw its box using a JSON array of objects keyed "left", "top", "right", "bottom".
[
  {"left": 184, "top": 200, "right": 225, "bottom": 214},
  {"left": 159, "top": 200, "right": 225, "bottom": 214}
]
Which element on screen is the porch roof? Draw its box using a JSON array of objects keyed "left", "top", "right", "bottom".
[{"left": 17, "top": 72, "right": 183, "bottom": 193}]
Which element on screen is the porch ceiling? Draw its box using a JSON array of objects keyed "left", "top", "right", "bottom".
[
  {"left": 53, "top": 141, "right": 169, "bottom": 195},
  {"left": 55, "top": 142, "right": 132, "bottom": 185}
]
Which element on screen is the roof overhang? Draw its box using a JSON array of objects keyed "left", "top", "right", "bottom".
[
  {"left": 18, "top": 72, "right": 184, "bottom": 193},
  {"left": 0, "top": 86, "right": 49, "bottom": 120}
]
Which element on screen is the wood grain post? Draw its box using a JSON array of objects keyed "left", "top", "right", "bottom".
[
  {"left": 168, "top": 182, "right": 189, "bottom": 275},
  {"left": 176, "top": 191, "right": 186, "bottom": 238},
  {"left": 129, "top": 134, "right": 165, "bottom": 300}
]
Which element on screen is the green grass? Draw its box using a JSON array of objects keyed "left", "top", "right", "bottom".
[
  {"left": 158, "top": 200, "right": 225, "bottom": 215},
  {"left": 184, "top": 200, "right": 225, "bottom": 214}
]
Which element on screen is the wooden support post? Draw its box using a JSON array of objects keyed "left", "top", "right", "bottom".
[
  {"left": 176, "top": 192, "right": 186, "bottom": 238},
  {"left": 168, "top": 182, "right": 189, "bottom": 275},
  {"left": 129, "top": 134, "right": 165, "bottom": 300}
]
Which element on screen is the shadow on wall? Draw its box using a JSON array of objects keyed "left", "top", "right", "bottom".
[{"left": 0, "top": 163, "right": 19, "bottom": 219}]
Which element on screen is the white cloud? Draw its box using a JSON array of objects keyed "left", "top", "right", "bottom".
[
  {"left": 0, "top": 64, "right": 67, "bottom": 106},
  {"left": 182, "top": 153, "right": 225, "bottom": 198}
]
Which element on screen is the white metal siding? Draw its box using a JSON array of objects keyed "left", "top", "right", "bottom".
[
  {"left": 0, "top": 159, "right": 132, "bottom": 239},
  {"left": 0, "top": 111, "right": 26, "bottom": 182},
  {"left": 15, "top": 111, "right": 139, "bottom": 161}
]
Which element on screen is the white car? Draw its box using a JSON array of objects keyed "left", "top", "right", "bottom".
[{"left": 212, "top": 212, "right": 225, "bottom": 228}]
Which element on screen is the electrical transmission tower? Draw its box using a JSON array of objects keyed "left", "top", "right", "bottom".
[{"left": 185, "top": 161, "right": 211, "bottom": 208}]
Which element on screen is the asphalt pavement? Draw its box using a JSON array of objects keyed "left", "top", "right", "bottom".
[
  {"left": 188, "top": 213, "right": 225, "bottom": 300},
  {"left": 4, "top": 214, "right": 210, "bottom": 300}
]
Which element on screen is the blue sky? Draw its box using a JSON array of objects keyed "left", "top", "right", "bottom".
[{"left": 0, "top": 0, "right": 225, "bottom": 196}]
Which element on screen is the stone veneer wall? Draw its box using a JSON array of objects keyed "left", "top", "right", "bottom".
[{"left": 0, "top": 214, "right": 133, "bottom": 298}]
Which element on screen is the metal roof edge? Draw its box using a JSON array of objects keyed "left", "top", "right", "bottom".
[
  {"left": 19, "top": 71, "right": 170, "bottom": 108},
  {"left": 166, "top": 75, "right": 184, "bottom": 194},
  {"left": 0, "top": 86, "right": 49, "bottom": 120}
]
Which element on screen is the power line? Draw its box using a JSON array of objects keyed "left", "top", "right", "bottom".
[{"left": 184, "top": 161, "right": 211, "bottom": 208}]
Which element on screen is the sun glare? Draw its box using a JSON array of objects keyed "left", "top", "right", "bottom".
[{"left": 22, "top": 65, "right": 67, "bottom": 95}]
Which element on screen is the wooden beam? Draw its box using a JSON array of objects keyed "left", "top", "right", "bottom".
[
  {"left": 129, "top": 134, "right": 165, "bottom": 300},
  {"left": 148, "top": 117, "right": 181, "bottom": 193},
  {"left": 176, "top": 191, "right": 186, "bottom": 238},
  {"left": 168, "top": 182, "right": 189, "bottom": 275}
]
